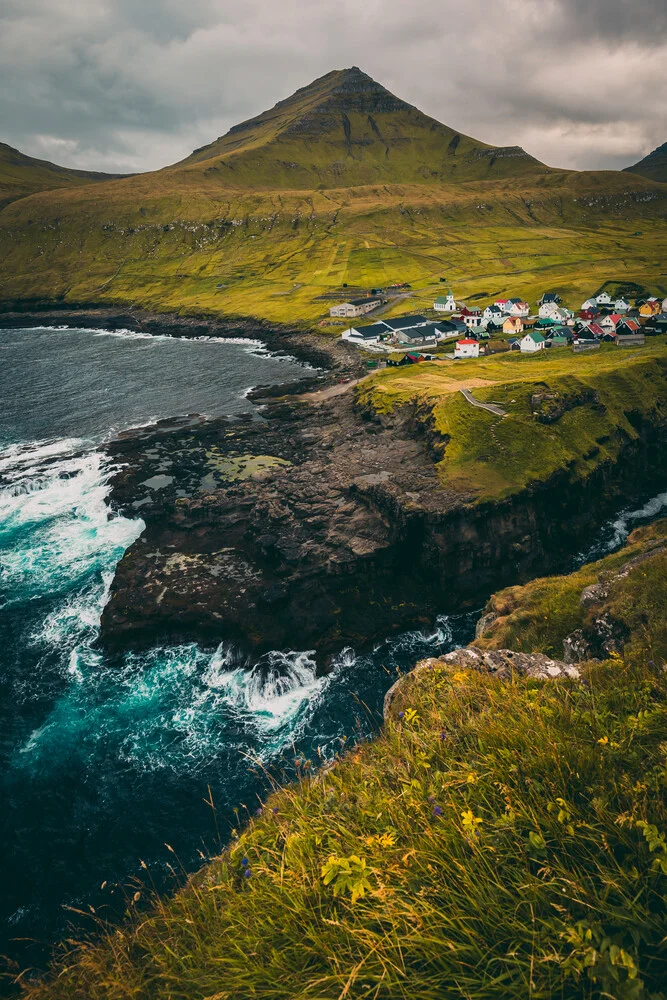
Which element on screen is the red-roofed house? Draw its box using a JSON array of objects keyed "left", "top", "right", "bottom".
[
  {"left": 508, "top": 300, "right": 530, "bottom": 318},
  {"left": 454, "top": 338, "right": 480, "bottom": 358},
  {"left": 584, "top": 322, "right": 605, "bottom": 338}
]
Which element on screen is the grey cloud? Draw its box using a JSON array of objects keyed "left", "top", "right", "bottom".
[{"left": 0, "top": 0, "right": 665, "bottom": 174}]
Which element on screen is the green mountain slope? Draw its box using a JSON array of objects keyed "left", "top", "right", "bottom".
[
  {"left": 0, "top": 141, "right": 127, "bottom": 210},
  {"left": 624, "top": 141, "right": 667, "bottom": 184},
  {"left": 0, "top": 68, "right": 665, "bottom": 322},
  {"left": 173, "top": 66, "right": 548, "bottom": 188}
]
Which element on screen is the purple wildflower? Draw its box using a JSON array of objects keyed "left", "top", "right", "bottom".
[
  {"left": 241, "top": 857, "right": 249, "bottom": 867},
  {"left": 433, "top": 805, "right": 443, "bottom": 817},
  {"left": 398, "top": 711, "right": 404, "bottom": 719},
  {"left": 244, "top": 868, "right": 252, "bottom": 879},
  {"left": 256, "top": 808, "right": 263, "bottom": 816},
  {"left": 439, "top": 731, "right": 447, "bottom": 741},
  {"left": 272, "top": 806, "right": 279, "bottom": 815}
]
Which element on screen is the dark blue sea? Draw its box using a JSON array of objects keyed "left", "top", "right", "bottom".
[{"left": 0, "top": 326, "right": 486, "bottom": 978}]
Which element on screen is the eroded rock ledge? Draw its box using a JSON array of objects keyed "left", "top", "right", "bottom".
[{"left": 100, "top": 374, "right": 667, "bottom": 664}]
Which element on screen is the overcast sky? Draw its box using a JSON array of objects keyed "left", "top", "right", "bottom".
[{"left": 1, "top": 0, "right": 665, "bottom": 175}]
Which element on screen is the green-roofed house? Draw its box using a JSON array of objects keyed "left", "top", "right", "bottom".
[{"left": 520, "top": 331, "right": 546, "bottom": 354}]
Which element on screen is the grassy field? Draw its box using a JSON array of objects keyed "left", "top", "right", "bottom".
[
  {"left": 1, "top": 180, "right": 665, "bottom": 326},
  {"left": 357, "top": 340, "right": 667, "bottom": 501},
  {"left": 19, "top": 521, "right": 667, "bottom": 999}
]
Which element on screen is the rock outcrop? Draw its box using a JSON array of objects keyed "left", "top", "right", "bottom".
[{"left": 384, "top": 647, "right": 579, "bottom": 718}]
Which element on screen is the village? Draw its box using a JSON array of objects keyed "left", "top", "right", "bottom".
[{"left": 332, "top": 287, "right": 667, "bottom": 365}]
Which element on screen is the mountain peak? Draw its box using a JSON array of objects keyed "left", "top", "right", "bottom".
[{"left": 177, "top": 67, "right": 546, "bottom": 186}]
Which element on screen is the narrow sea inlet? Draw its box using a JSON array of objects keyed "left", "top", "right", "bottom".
[{"left": 0, "top": 327, "right": 477, "bottom": 972}]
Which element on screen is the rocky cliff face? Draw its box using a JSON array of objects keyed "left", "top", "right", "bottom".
[{"left": 101, "top": 381, "right": 667, "bottom": 666}]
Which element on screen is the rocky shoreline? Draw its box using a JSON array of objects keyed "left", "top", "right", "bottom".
[
  {"left": 0, "top": 303, "right": 366, "bottom": 382},
  {"left": 101, "top": 378, "right": 667, "bottom": 667}
]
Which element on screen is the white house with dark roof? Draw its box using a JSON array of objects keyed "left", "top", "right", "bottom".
[
  {"left": 483, "top": 304, "right": 503, "bottom": 322},
  {"left": 595, "top": 292, "right": 612, "bottom": 306},
  {"left": 615, "top": 297, "right": 631, "bottom": 312},
  {"left": 341, "top": 322, "right": 387, "bottom": 344}
]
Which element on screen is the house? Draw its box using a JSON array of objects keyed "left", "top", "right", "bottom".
[
  {"left": 341, "top": 322, "right": 388, "bottom": 344},
  {"left": 579, "top": 308, "right": 598, "bottom": 322},
  {"left": 615, "top": 297, "right": 631, "bottom": 312},
  {"left": 330, "top": 297, "right": 383, "bottom": 318},
  {"left": 508, "top": 337, "right": 521, "bottom": 350},
  {"left": 454, "top": 338, "right": 480, "bottom": 359},
  {"left": 579, "top": 322, "right": 605, "bottom": 339},
  {"left": 434, "top": 292, "right": 457, "bottom": 313},
  {"left": 509, "top": 300, "right": 530, "bottom": 318},
  {"left": 616, "top": 319, "right": 641, "bottom": 337},
  {"left": 597, "top": 314, "right": 622, "bottom": 334},
  {"left": 639, "top": 299, "right": 660, "bottom": 317},
  {"left": 520, "top": 331, "right": 545, "bottom": 353},
  {"left": 595, "top": 291, "right": 612, "bottom": 306},
  {"left": 581, "top": 298, "right": 599, "bottom": 312},
  {"left": 503, "top": 316, "right": 524, "bottom": 335},
  {"left": 574, "top": 338, "right": 600, "bottom": 352},
  {"left": 463, "top": 314, "right": 484, "bottom": 331},
  {"left": 483, "top": 304, "right": 503, "bottom": 322},
  {"left": 435, "top": 318, "right": 468, "bottom": 339},
  {"left": 549, "top": 325, "right": 573, "bottom": 342},
  {"left": 662, "top": 297, "right": 667, "bottom": 313},
  {"left": 551, "top": 307, "right": 573, "bottom": 324},
  {"left": 382, "top": 314, "right": 429, "bottom": 332},
  {"left": 538, "top": 292, "right": 561, "bottom": 306},
  {"left": 539, "top": 300, "right": 560, "bottom": 319},
  {"left": 394, "top": 323, "right": 440, "bottom": 347},
  {"left": 550, "top": 334, "right": 569, "bottom": 347},
  {"left": 494, "top": 298, "right": 510, "bottom": 313},
  {"left": 617, "top": 333, "right": 645, "bottom": 347},
  {"left": 535, "top": 317, "right": 557, "bottom": 329},
  {"left": 386, "top": 352, "right": 410, "bottom": 367}
]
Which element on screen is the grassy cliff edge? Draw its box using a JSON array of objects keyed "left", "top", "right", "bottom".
[{"left": 18, "top": 523, "right": 667, "bottom": 999}]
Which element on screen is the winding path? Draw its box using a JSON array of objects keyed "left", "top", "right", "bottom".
[{"left": 459, "top": 388, "right": 506, "bottom": 416}]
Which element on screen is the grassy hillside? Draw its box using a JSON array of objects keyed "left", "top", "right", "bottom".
[
  {"left": 357, "top": 340, "right": 667, "bottom": 501},
  {"left": 625, "top": 142, "right": 667, "bottom": 185},
  {"left": 0, "top": 142, "right": 125, "bottom": 211},
  {"left": 1, "top": 68, "right": 666, "bottom": 324},
  {"left": 19, "top": 522, "right": 667, "bottom": 999}
]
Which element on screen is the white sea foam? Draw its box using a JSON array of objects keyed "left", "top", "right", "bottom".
[
  {"left": 578, "top": 490, "right": 667, "bottom": 563},
  {"left": 0, "top": 444, "right": 143, "bottom": 605}
]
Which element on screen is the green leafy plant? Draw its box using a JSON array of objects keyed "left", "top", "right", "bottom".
[{"left": 321, "top": 854, "right": 372, "bottom": 903}]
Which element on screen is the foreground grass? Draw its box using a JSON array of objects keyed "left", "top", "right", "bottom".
[
  {"left": 357, "top": 341, "right": 667, "bottom": 501},
  {"left": 21, "top": 525, "right": 667, "bottom": 999}
]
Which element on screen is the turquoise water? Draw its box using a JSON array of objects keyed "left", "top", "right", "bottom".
[{"left": 0, "top": 327, "right": 477, "bottom": 975}]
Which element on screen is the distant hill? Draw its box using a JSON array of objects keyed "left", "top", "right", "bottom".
[
  {"left": 624, "top": 141, "right": 667, "bottom": 184},
  {"left": 173, "top": 66, "right": 548, "bottom": 187},
  {"left": 0, "top": 68, "right": 665, "bottom": 323},
  {"left": 0, "top": 142, "right": 128, "bottom": 210}
]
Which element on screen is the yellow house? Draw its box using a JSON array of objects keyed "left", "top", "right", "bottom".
[
  {"left": 503, "top": 316, "right": 523, "bottom": 334},
  {"left": 639, "top": 299, "right": 660, "bottom": 317}
]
